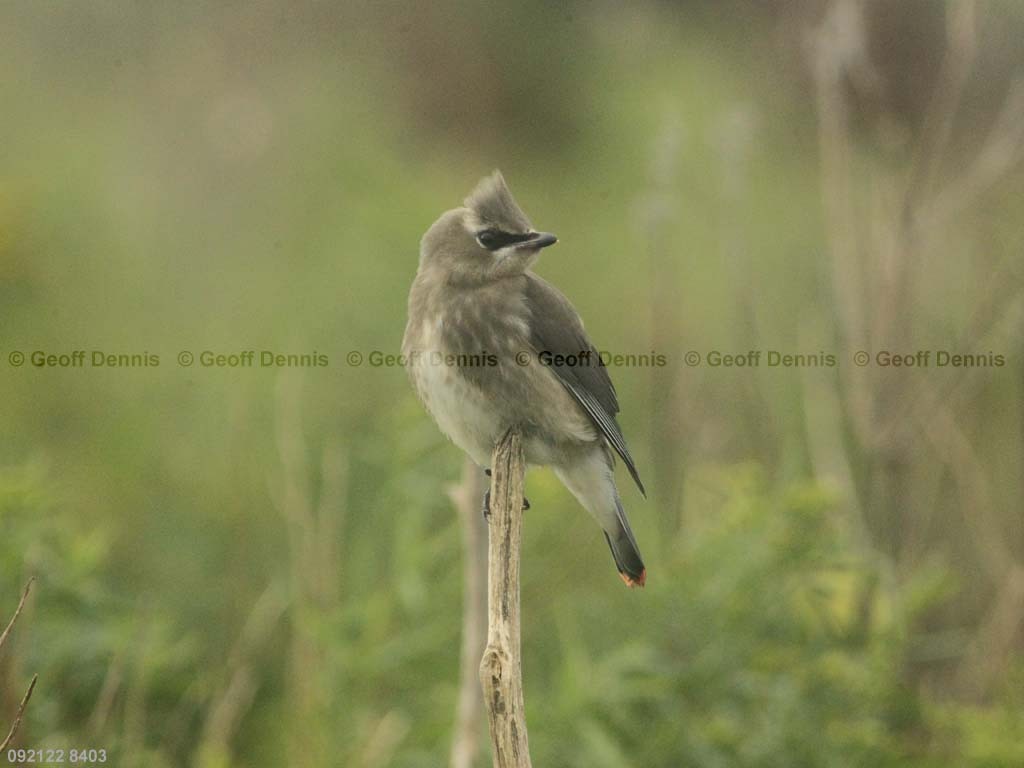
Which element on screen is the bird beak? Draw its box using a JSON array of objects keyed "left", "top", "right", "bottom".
[{"left": 517, "top": 232, "right": 558, "bottom": 250}]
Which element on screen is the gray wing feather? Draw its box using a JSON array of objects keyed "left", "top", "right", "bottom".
[{"left": 524, "top": 274, "right": 646, "bottom": 496}]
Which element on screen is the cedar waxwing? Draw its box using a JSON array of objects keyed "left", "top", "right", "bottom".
[{"left": 402, "top": 171, "right": 646, "bottom": 587}]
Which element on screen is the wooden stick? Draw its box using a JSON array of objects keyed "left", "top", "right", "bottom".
[
  {"left": 479, "top": 428, "right": 532, "bottom": 768},
  {"left": 0, "top": 578, "right": 33, "bottom": 653}
]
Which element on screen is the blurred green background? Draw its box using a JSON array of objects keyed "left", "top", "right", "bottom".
[{"left": 2, "top": 1, "right": 1024, "bottom": 766}]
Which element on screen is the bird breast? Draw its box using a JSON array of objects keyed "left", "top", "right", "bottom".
[
  {"left": 403, "top": 279, "right": 596, "bottom": 467},
  {"left": 405, "top": 312, "right": 505, "bottom": 466}
]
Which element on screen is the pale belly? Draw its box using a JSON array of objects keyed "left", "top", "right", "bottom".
[
  {"left": 407, "top": 342, "right": 597, "bottom": 468},
  {"left": 410, "top": 351, "right": 503, "bottom": 467}
]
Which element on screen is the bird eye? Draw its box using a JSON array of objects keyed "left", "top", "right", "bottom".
[
  {"left": 476, "top": 230, "right": 499, "bottom": 250},
  {"left": 475, "top": 229, "right": 535, "bottom": 251}
]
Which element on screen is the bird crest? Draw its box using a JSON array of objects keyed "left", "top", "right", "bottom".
[{"left": 464, "top": 170, "right": 533, "bottom": 233}]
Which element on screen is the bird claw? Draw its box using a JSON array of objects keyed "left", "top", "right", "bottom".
[{"left": 481, "top": 490, "right": 530, "bottom": 520}]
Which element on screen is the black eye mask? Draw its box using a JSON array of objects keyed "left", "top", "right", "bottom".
[{"left": 476, "top": 229, "right": 535, "bottom": 251}]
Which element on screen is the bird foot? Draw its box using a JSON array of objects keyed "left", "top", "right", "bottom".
[{"left": 481, "top": 489, "right": 531, "bottom": 520}]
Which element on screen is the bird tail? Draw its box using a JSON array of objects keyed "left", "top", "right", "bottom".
[
  {"left": 553, "top": 450, "right": 647, "bottom": 588},
  {"left": 605, "top": 497, "right": 646, "bottom": 588}
]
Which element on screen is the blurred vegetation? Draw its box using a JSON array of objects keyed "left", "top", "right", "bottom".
[{"left": 2, "top": 1, "right": 1023, "bottom": 766}]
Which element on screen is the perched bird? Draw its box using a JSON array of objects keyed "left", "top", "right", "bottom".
[{"left": 402, "top": 171, "right": 646, "bottom": 587}]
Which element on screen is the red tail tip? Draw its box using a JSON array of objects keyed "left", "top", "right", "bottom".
[{"left": 619, "top": 568, "right": 647, "bottom": 588}]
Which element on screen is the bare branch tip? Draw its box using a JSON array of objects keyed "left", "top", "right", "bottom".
[{"left": 0, "top": 674, "right": 39, "bottom": 752}]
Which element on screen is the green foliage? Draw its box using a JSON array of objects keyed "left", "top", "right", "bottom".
[
  {"left": 527, "top": 467, "right": 903, "bottom": 767},
  {"left": 941, "top": 701, "right": 1024, "bottom": 768},
  {"left": 519, "top": 466, "right": 1020, "bottom": 768},
  {"left": 4, "top": 462, "right": 1022, "bottom": 766},
  {"left": 0, "top": 466, "right": 205, "bottom": 766}
]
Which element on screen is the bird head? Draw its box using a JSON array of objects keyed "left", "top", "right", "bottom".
[{"left": 419, "top": 170, "right": 557, "bottom": 285}]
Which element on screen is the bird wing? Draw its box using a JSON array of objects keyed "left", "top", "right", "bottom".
[{"left": 523, "top": 273, "right": 646, "bottom": 496}]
